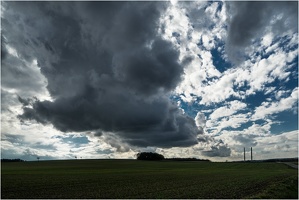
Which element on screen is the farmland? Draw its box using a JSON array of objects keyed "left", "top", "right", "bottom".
[{"left": 1, "top": 159, "right": 298, "bottom": 199}]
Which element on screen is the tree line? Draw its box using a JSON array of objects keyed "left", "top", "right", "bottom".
[
  {"left": 136, "top": 152, "right": 210, "bottom": 162},
  {"left": 1, "top": 158, "right": 25, "bottom": 162}
]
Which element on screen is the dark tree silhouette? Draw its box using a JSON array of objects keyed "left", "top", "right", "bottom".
[
  {"left": 136, "top": 152, "right": 164, "bottom": 161},
  {"left": 1, "top": 158, "right": 24, "bottom": 162}
]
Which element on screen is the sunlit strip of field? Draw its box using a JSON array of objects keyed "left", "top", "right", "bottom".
[{"left": 1, "top": 159, "right": 298, "bottom": 199}]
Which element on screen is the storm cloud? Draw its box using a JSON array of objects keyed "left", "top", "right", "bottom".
[{"left": 2, "top": 2, "right": 202, "bottom": 148}]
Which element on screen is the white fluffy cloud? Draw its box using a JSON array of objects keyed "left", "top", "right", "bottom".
[
  {"left": 252, "top": 87, "right": 298, "bottom": 120},
  {"left": 209, "top": 100, "right": 247, "bottom": 120}
]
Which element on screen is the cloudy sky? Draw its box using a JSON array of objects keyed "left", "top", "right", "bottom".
[{"left": 1, "top": 1, "right": 298, "bottom": 161}]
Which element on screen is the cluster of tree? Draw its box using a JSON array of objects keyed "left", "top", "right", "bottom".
[
  {"left": 1, "top": 158, "right": 25, "bottom": 162},
  {"left": 136, "top": 152, "right": 164, "bottom": 161},
  {"left": 136, "top": 152, "right": 210, "bottom": 162},
  {"left": 165, "top": 158, "right": 211, "bottom": 162}
]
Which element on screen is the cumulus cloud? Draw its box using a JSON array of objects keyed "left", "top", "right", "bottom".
[
  {"left": 201, "top": 145, "right": 231, "bottom": 157},
  {"left": 2, "top": 1, "right": 204, "bottom": 149},
  {"left": 209, "top": 100, "right": 247, "bottom": 120},
  {"left": 195, "top": 112, "right": 206, "bottom": 129},
  {"left": 200, "top": 139, "right": 231, "bottom": 157},
  {"left": 193, "top": 111, "right": 232, "bottom": 157},
  {"left": 252, "top": 87, "right": 298, "bottom": 120}
]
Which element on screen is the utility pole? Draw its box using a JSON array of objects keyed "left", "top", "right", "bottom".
[
  {"left": 251, "top": 147, "right": 253, "bottom": 161},
  {"left": 244, "top": 147, "right": 246, "bottom": 161}
]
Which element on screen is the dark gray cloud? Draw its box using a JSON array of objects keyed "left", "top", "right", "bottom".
[
  {"left": 201, "top": 144, "right": 231, "bottom": 157},
  {"left": 2, "top": 2, "right": 202, "bottom": 149},
  {"left": 197, "top": 137, "right": 231, "bottom": 157},
  {"left": 226, "top": 1, "right": 298, "bottom": 62},
  {"left": 113, "top": 38, "right": 183, "bottom": 95},
  {"left": 1, "top": 35, "right": 8, "bottom": 60},
  {"left": 1, "top": 133, "right": 25, "bottom": 144},
  {"left": 180, "top": 1, "right": 217, "bottom": 31},
  {"left": 233, "top": 134, "right": 258, "bottom": 148}
]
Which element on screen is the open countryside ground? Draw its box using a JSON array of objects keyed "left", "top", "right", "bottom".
[{"left": 1, "top": 159, "right": 298, "bottom": 199}]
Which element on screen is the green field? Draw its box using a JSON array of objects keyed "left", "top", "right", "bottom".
[{"left": 1, "top": 159, "right": 298, "bottom": 199}]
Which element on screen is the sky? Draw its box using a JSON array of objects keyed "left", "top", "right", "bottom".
[{"left": 1, "top": 1, "right": 298, "bottom": 162}]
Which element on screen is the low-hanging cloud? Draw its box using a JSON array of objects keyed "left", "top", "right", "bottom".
[
  {"left": 2, "top": 1, "right": 203, "bottom": 148},
  {"left": 201, "top": 144, "right": 231, "bottom": 157}
]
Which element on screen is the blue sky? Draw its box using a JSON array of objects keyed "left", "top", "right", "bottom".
[{"left": 1, "top": 1, "right": 298, "bottom": 161}]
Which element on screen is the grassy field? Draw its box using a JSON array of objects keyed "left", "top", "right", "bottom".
[{"left": 1, "top": 159, "right": 298, "bottom": 199}]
